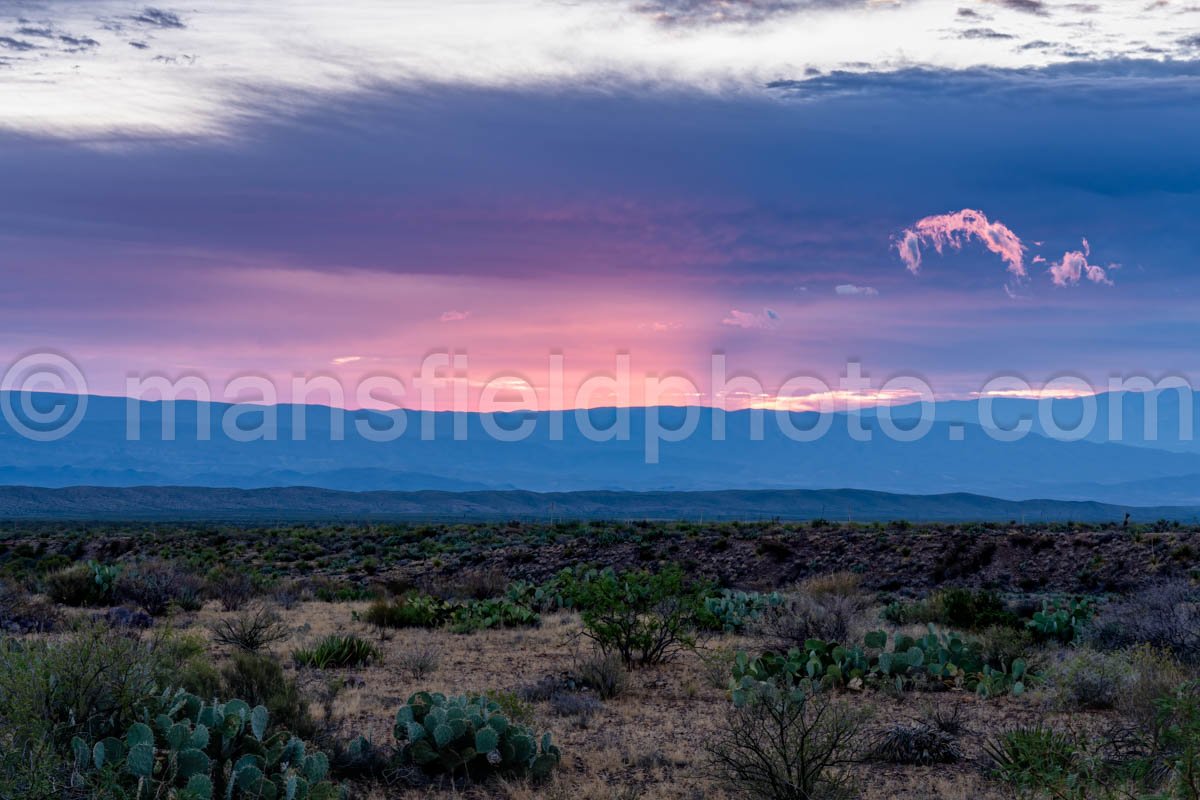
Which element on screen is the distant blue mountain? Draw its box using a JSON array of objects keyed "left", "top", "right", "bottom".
[
  {"left": 0, "top": 391, "right": 1197, "bottom": 505},
  {"left": 879, "top": 389, "right": 1200, "bottom": 452}
]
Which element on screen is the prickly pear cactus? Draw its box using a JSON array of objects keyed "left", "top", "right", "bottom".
[
  {"left": 393, "top": 691, "right": 560, "bottom": 780},
  {"left": 71, "top": 688, "right": 340, "bottom": 800}
]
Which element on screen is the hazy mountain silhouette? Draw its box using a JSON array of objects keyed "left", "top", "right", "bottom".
[
  {"left": 1, "top": 390, "right": 1198, "bottom": 505},
  {"left": 0, "top": 485, "right": 1194, "bottom": 522}
]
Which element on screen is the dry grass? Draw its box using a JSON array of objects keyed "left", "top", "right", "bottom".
[{"left": 164, "top": 600, "right": 1102, "bottom": 799}]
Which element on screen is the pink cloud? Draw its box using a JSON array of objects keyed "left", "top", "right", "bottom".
[
  {"left": 1048, "top": 238, "right": 1114, "bottom": 287},
  {"left": 439, "top": 309, "right": 471, "bottom": 322},
  {"left": 896, "top": 208, "right": 1026, "bottom": 279},
  {"left": 722, "top": 308, "right": 781, "bottom": 330}
]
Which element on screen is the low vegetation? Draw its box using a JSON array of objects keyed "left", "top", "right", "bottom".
[{"left": 2, "top": 519, "right": 1200, "bottom": 799}]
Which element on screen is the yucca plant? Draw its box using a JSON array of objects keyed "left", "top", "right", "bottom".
[{"left": 293, "top": 635, "right": 379, "bottom": 669}]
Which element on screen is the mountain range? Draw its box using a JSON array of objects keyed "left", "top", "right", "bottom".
[
  {"left": 0, "top": 485, "right": 1193, "bottom": 522},
  {"left": 1, "top": 390, "right": 1197, "bottom": 506}
]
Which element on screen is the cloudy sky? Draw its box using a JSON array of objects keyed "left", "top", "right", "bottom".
[{"left": 2, "top": 0, "right": 1198, "bottom": 409}]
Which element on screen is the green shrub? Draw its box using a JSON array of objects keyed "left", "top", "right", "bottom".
[
  {"left": 1151, "top": 681, "right": 1200, "bottom": 797},
  {"left": 1117, "top": 645, "right": 1189, "bottom": 731},
  {"left": 449, "top": 597, "right": 539, "bottom": 634},
  {"left": 882, "top": 588, "right": 1019, "bottom": 631},
  {"left": 221, "top": 652, "right": 316, "bottom": 739},
  {"left": 985, "top": 724, "right": 1084, "bottom": 797},
  {"left": 293, "top": 635, "right": 379, "bottom": 669},
  {"left": 392, "top": 691, "right": 560, "bottom": 780},
  {"left": 71, "top": 692, "right": 338, "bottom": 800},
  {"left": 361, "top": 591, "right": 539, "bottom": 634},
  {"left": 712, "top": 665, "right": 868, "bottom": 800},
  {"left": 0, "top": 625, "right": 214, "bottom": 799},
  {"left": 482, "top": 689, "right": 535, "bottom": 725},
  {"left": 0, "top": 579, "right": 59, "bottom": 633},
  {"left": 937, "top": 587, "right": 1020, "bottom": 630},
  {"left": 574, "top": 566, "right": 711, "bottom": 667},
  {"left": 756, "top": 590, "right": 867, "bottom": 652},
  {"left": 207, "top": 566, "right": 256, "bottom": 612},
  {"left": 312, "top": 581, "right": 376, "bottom": 603},
  {"left": 574, "top": 651, "right": 629, "bottom": 700},
  {"left": 1048, "top": 647, "right": 1132, "bottom": 710},
  {"left": 361, "top": 592, "right": 447, "bottom": 629},
  {"left": 975, "top": 625, "right": 1037, "bottom": 673},
  {"left": 44, "top": 563, "right": 114, "bottom": 607}
]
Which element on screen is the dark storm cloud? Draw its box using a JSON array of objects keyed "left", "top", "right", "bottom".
[
  {"left": 767, "top": 59, "right": 1200, "bottom": 103},
  {"left": 1, "top": 58, "right": 1197, "bottom": 287},
  {"left": 59, "top": 34, "right": 99, "bottom": 49},
  {"left": 15, "top": 25, "right": 54, "bottom": 38},
  {"left": 988, "top": 0, "right": 1049, "bottom": 14},
  {"left": 960, "top": 27, "right": 1015, "bottom": 38},
  {"left": 632, "top": 0, "right": 868, "bottom": 25},
  {"left": 0, "top": 36, "right": 36, "bottom": 51},
  {"left": 132, "top": 8, "right": 185, "bottom": 29}
]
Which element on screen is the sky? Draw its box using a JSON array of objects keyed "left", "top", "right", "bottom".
[{"left": 1, "top": 0, "right": 1198, "bottom": 410}]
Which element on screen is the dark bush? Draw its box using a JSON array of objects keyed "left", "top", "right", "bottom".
[
  {"left": 756, "top": 591, "right": 867, "bottom": 652},
  {"left": 549, "top": 692, "right": 602, "bottom": 728},
  {"left": 573, "top": 651, "right": 628, "bottom": 700},
  {"left": 362, "top": 592, "right": 446, "bottom": 629},
  {"left": 870, "top": 722, "right": 962, "bottom": 765},
  {"left": 937, "top": 587, "right": 1019, "bottom": 630},
  {"left": 210, "top": 605, "right": 291, "bottom": 653},
  {"left": 97, "top": 606, "right": 154, "bottom": 629},
  {"left": 0, "top": 579, "right": 59, "bottom": 633},
  {"left": 44, "top": 563, "right": 109, "bottom": 607},
  {"left": 220, "top": 651, "right": 317, "bottom": 739},
  {"left": 208, "top": 566, "right": 256, "bottom": 612},
  {"left": 115, "top": 560, "right": 205, "bottom": 616},
  {"left": 1088, "top": 580, "right": 1200, "bottom": 662},
  {"left": 708, "top": 679, "right": 868, "bottom": 800},
  {"left": 394, "top": 636, "right": 441, "bottom": 680}
]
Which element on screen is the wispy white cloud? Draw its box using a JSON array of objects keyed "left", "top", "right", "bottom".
[
  {"left": 722, "top": 307, "right": 781, "bottom": 329},
  {"left": 0, "top": 0, "right": 1194, "bottom": 139},
  {"left": 439, "top": 309, "right": 471, "bottom": 322},
  {"left": 834, "top": 283, "right": 878, "bottom": 296}
]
